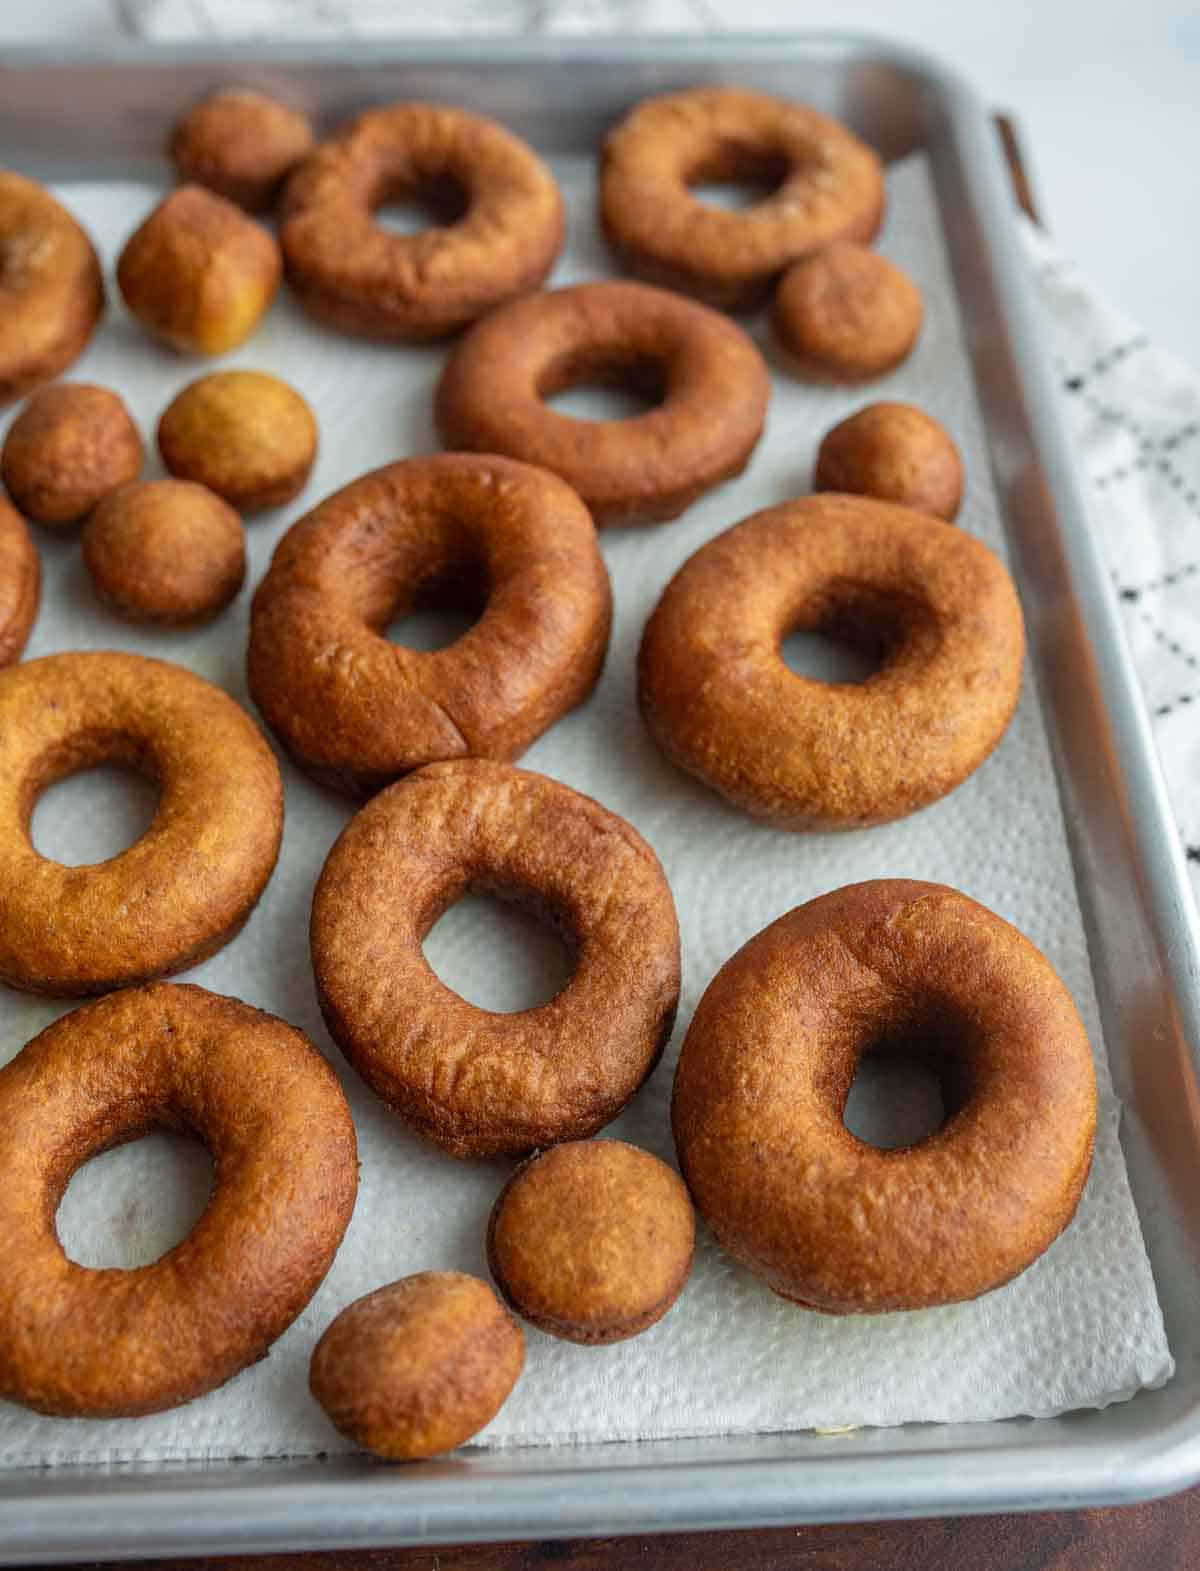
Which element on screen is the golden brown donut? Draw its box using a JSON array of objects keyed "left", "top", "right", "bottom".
[
  {"left": 0, "top": 496, "right": 39, "bottom": 666},
  {"left": 487, "top": 1140, "right": 695, "bottom": 1344},
  {"left": 638, "top": 493, "right": 1025, "bottom": 829},
  {"left": 0, "top": 982, "right": 358, "bottom": 1418},
  {"left": 0, "top": 650, "right": 283, "bottom": 995},
  {"left": 170, "top": 89, "right": 315, "bottom": 213},
  {"left": 2, "top": 383, "right": 143, "bottom": 526},
  {"left": 771, "top": 243, "right": 923, "bottom": 381},
  {"left": 157, "top": 369, "right": 318, "bottom": 511},
  {"left": 600, "top": 87, "right": 885, "bottom": 311},
  {"left": 672, "top": 879, "right": 1098, "bottom": 1313},
  {"left": 0, "top": 172, "right": 104, "bottom": 404},
  {"left": 310, "top": 1273, "right": 524, "bottom": 1459},
  {"left": 82, "top": 479, "right": 246, "bottom": 626},
  {"left": 434, "top": 281, "right": 770, "bottom": 527},
  {"left": 815, "top": 401, "right": 964, "bottom": 521},
  {"left": 248, "top": 454, "right": 611, "bottom": 797},
  {"left": 280, "top": 102, "right": 563, "bottom": 341},
  {"left": 311, "top": 759, "right": 680, "bottom": 1159},
  {"left": 117, "top": 185, "right": 281, "bottom": 355}
]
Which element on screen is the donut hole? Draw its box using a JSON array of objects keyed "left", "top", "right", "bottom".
[
  {"left": 422, "top": 881, "right": 576, "bottom": 1013},
  {"left": 383, "top": 562, "right": 489, "bottom": 653},
  {"left": 686, "top": 144, "right": 791, "bottom": 211},
  {"left": 28, "top": 735, "right": 161, "bottom": 866},
  {"left": 842, "top": 1017, "right": 973, "bottom": 1149},
  {"left": 780, "top": 586, "right": 930, "bottom": 686},
  {"left": 56, "top": 1130, "right": 214, "bottom": 1270},
  {"left": 539, "top": 346, "right": 666, "bottom": 423},
  {"left": 371, "top": 172, "right": 470, "bottom": 235}
]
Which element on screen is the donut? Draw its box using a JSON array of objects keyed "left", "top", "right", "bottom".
[
  {"left": 2, "top": 383, "right": 143, "bottom": 527},
  {"left": 82, "top": 479, "right": 246, "bottom": 626},
  {"left": 117, "top": 185, "right": 281, "bottom": 355},
  {"left": 434, "top": 281, "right": 770, "bottom": 527},
  {"left": 169, "top": 89, "right": 315, "bottom": 213},
  {"left": 280, "top": 103, "right": 563, "bottom": 341},
  {"left": 0, "top": 173, "right": 104, "bottom": 405},
  {"left": 0, "top": 497, "right": 39, "bottom": 667},
  {"left": 600, "top": 87, "right": 885, "bottom": 311},
  {"left": 771, "top": 243, "right": 923, "bottom": 381},
  {"left": 310, "top": 1273, "right": 524, "bottom": 1459},
  {"left": 248, "top": 454, "right": 611, "bottom": 797},
  {"left": 311, "top": 759, "right": 680, "bottom": 1158},
  {"left": 158, "top": 370, "right": 318, "bottom": 512},
  {"left": 815, "top": 401, "right": 964, "bottom": 521},
  {"left": 0, "top": 650, "right": 282, "bottom": 995},
  {"left": 638, "top": 493, "right": 1024, "bottom": 829},
  {"left": 672, "top": 879, "right": 1098, "bottom": 1313},
  {"left": 0, "top": 982, "right": 358, "bottom": 1417},
  {"left": 487, "top": 1140, "right": 695, "bottom": 1344}
]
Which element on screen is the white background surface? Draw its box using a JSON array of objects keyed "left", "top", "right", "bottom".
[{"left": 0, "top": 0, "right": 1196, "bottom": 365}]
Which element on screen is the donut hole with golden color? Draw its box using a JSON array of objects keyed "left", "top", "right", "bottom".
[
  {"left": 158, "top": 370, "right": 317, "bottom": 513},
  {"left": 771, "top": 243, "right": 924, "bottom": 382},
  {"left": 815, "top": 401, "right": 964, "bottom": 522},
  {"left": 169, "top": 89, "right": 315, "bottom": 214},
  {"left": 2, "top": 382, "right": 143, "bottom": 527}
]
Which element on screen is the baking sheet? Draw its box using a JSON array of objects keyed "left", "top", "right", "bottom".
[{"left": 0, "top": 153, "right": 1172, "bottom": 1466}]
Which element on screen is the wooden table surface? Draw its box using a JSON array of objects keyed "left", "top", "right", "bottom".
[{"left": 17, "top": 114, "right": 1198, "bottom": 1571}]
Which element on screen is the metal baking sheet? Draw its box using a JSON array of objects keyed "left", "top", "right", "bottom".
[{"left": 1, "top": 31, "right": 1200, "bottom": 1558}]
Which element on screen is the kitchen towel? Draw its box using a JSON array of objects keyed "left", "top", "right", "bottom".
[{"left": 0, "top": 152, "right": 1172, "bottom": 1464}]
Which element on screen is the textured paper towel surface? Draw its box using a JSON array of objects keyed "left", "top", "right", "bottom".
[{"left": 0, "top": 156, "right": 1172, "bottom": 1464}]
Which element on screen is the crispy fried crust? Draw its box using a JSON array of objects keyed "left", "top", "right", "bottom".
[
  {"left": 435, "top": 280, "right": 770, "bottom": 527},
  {"left": 638, "top": 493, "right": 1023, "bottom": 828},
  {"left": 0, "top": 982, "right": 358, "bottom": 1417},
  {"left": 311, "top": 759, "right": 681, "bottom": 1158},
  {"left": 672, "top": 879, "right": 1098, "bottom": 1312}
]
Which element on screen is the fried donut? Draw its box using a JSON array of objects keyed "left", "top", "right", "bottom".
[
  {"left": 672, "top": 880, "right": 1098, "bottom": 1313},
  {"left": 311, "top": 759, "right": 680, "bottom": 1158},
  {"left": 600, "top": 87, "right": 885, "bottom": 311},
  {"left": 435, "top": 281, "right": 770, "bottom": 527},
  {"left": 0, "top": 650, "right": 282, "bottom": 995},
  {"left": 0, "top": 172, "right": 103, "bottom": 405},
  {"left": 771, "top": 243, "right": 923, "bottom": 381},
  {"left": 310, "top": 1273, "right": 524, "bottom": 1459},
  {"left": 815, "top": 401, "right": 964, "bottom": 521},
  {"left": 638, "top": 493, "right": 1024, "bottom": 829},
  {"left": 170, "top": 89, "right": 315, "bottom": 213},
  {"left": 280, "top": 102, "right": 563, "bottom": 341},
  {"left": 2, "top": 383, "right": 143, "bottom": 526},
  {"left": 248, "top": 455, "right": 611, "bottom": 797},
  {"left": 487, "top": 1140, "right": 695, "bottom": 1344},
  {"left": 117, "top": 185, "right": 281, "bottom": 355},
  {"left": 82, "top": 479, "right": 246, "bottom": 626},
  {"left": 158, "top": 370, "right": 318, "bottom": 511},
  {"left": 0, "top": 496, "right": 38, "bottom": 666},
  {"left": 0, "top": 982, "right": 358, "bottom": 1417}
]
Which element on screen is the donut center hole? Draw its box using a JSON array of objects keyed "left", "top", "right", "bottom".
[
  {"left": 781, "top": 590, "right": 915, "bottom": 685},
  {"left": 384, "top": 566, "right": 488, "bottom": 652},
  {"left": 30, "top": 760, "right": 161, "bottom": 866},
  {"left": 57, "top": 1131, "right": 214, "bottom": 1270},
  {"left": 687, "top": 145, "right": 791, "bottom": 210},
  {"left": 843, "top": 1022, "right": 970, "bottom": 1150},
  {"left": 372, "top": 173, "right": 470, "bottom": 234},
  {"left": 423, "top": 884, "right": 575, "bottom": 1013},
  {"left": 539, "top": 348, "right": 666, "bottom": 422}
]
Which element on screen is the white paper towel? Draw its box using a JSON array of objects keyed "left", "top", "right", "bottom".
[{"left": 0, "top": 155, "right": 1172, "bottom": 1465}]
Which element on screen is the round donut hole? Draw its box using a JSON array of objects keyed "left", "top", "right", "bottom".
[
  {"left": 538, "top": 347, "right": 666, "bottom": 423},
  {"left": 383, "top": 568, "right": 488, "bottom": 653},
  {"left": 30, "top": 761, "right": 160, "bottom": 867},
  {"left": 686, "top": 146, "right": 790, "bottom": 212},
  {"left": 423, "top": 885, "right": 576, "bottom": 1014},
  {"left": 56, "top": 1130, "right": 214, "bottom": 1270},
  {"left": 779, "top": 592, "right": 914, "bottom": 686},
  {"left": 841, "top": 1019, "right": 972, "bottom": 1150},
  {"left": 372, "top": 173, "right": 470, "bottom": 236}
]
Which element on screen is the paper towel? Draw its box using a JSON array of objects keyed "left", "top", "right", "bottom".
[{"left": 0, "top": 155, "right": 1172, "bottom": 1465}]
